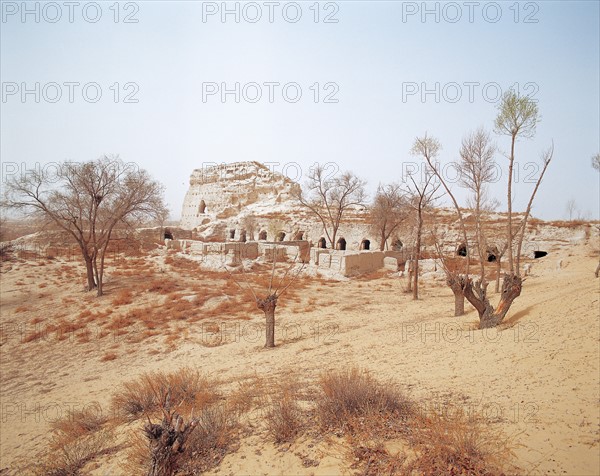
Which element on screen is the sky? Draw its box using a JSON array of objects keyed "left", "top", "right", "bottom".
[{"left": 1, "top": 0, "right": 599, "bottom": 221}]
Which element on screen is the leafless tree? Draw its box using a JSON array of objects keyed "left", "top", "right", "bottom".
[
  {"left": 565, "top": 199, "right": 578, "bottom": 221},
  {"left": 423, "top": 129, "right": 498, "bottom": 316},
  {"left": 294, "top": 165, "right": 366, "bottom": 249},
  {"left": 417, "top": 133, "right": 470, "bottom": 314},
  {"left": 2, "top": 156, "right": 167, "bottom": 296},
  {"left": 458, "top": 128, "right": 498, "bottom": 274},
  {"left": 405, "top": 138, "right": 441, "bottom": 300},
  {"left": 592, "top": 153, "right": 600, "bottom": 171},
  {"left": 463, "top": 137, "right": 552, "bottom": 329},
  {"left": 369, "top": 183, "right": 408, "bottom": 251},
  {"left": 225, "top": 248, "right": 305, "bottom": 348},
  {"left": 494, "top": 90, "right": 539, "bottom": 275},
  {"left": 418, "top": 94, "right": 551, "bottom": 328}
]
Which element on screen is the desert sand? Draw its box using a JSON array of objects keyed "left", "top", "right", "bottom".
[{"left": 0, "top": 239, "right": 598, "bottom": 475}]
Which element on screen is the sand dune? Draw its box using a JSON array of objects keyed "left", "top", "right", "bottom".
[{"left": 0, "top": 241, "right": 598, "bottom": 474}]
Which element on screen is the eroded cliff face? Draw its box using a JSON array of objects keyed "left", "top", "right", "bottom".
[
  {"left": 179, "top": 161, "right": 594, "bottom": 257},
  {"left": 180, "top": 161, "right": 300, "bottom": 231}
]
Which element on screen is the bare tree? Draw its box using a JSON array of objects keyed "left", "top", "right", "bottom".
[
  {"left": 226, "top": 248, "right": 305, "bottom": 348},
  {"left": 463, "top": 142, "right": 553, "bottom": 328},
  {"left": 592, "top": 153, "right": 600, "bottom": 171},
  {"left": 369, "top": 183, "right": 408, "bottom": 251},
  {"left": 418, "top": 95, "right": 551, "bottom": 328},
  {"left": 494, "top": 90, "right": 539, "bottom": 275},
  {"left": 405, "top": 138, "right": 441, "bottom": 300},
  {"left": 294, "top": 165, "right": 367, "bottom": 249},
  {"left": 417, "top": 133, "right": 470, "bottom": 315},
  {"left": 565, "top": 199, "right": 578, "bottom": 221},
  {"left": 458, "top": 128, "right": 498, "bottom": 274},
  {"left": 2, "top": 156, "right": 167, "bottom": 296}
]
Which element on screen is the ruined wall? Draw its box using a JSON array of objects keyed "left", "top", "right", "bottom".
[
  {"left": 180, "top": 161, "right": 300, "bottom": 230},
  {"left": 179, "top": 161, "right": 593, "bottom": 259}
]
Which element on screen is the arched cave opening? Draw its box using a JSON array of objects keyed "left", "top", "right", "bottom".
[
  {"left": 276, "top": 231, "right": 286, "bottom": 242},
  {"left": 198, "top": 200, "right": 206, "bottom": 214},
  {"left": 336, "top": 238, "right": 347, "bottom": 251},
  {"left": 318, "top": 237, "right": 326, "bottom": 249},
  {"left": 164, "top": 230, "right": 173, "bottom": 240},
  {"left": 456, "top": 243, "right": 467, "bottom": 257},
  {"left": 258, "top": 230, "right": 267, "bottom": 240},
  {"left": 534, "top": 251, "right": 548, "bottom": 259},
  {"left": 360, "top": 239, "right": 370, "bottom": 250}
]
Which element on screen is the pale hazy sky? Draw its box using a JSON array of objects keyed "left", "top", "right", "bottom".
[{"left": 1, "top": 1, "right": 599, "bottom": 220}]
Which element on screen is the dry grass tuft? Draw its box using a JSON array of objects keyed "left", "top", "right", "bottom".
[
  {"left": 317, "top": 368, "right": 414, "bottom": 434},
  {"left": 404, "top": 408, "right": 515, "bottom": 476},
  {"left": 265, "top": 380, "right": 304, "bottom": 443},
  {"left": 111, "top": 368, "right": 220, "bottom": 422},
  {"left": 32, "top": 407, "right": 115, "bottom": 476},
  {"left": 111, "top": 289, "right": 134, "bottom": 306}
]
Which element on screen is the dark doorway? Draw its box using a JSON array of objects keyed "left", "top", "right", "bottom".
[
  {"left": 318, "top": 237, "right": 326, "bottom": 249},
  {"left": 360, "top": 239, "right": 370, "bottom": 250},
  {"left": 457, "top": 244, "right": 467, "bottom": 257},
  {"left": 534, "top": 251, "right": 548, "bottom": 259},
  {"left": 258, "top": 230, "right": 267, "bottom": 240},
  {"left": 336, "top": 238, "right": 347, "bottom": 251},
  {"left": 276, "top": 232, "right": 286, "bottom": 242},
  {"left": 229, "top": 229, "right": 236, "bottom": 239},
  {"left": 487, "top": 246, "right": 498, "bottom": 262}
]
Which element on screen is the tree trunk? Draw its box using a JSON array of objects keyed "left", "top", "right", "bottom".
[
  {"left": 257, "top": 294, "right": 278, "bottom": 348},
  {"left": 144, "top": 412, "right": 197, "bottom": 476},
  {"left": 495, "top": 257, "right": 501, "bottom": 293},
  {"left": 84, "top": 255, "right": 96, "bottom": 291},
  {"left": 413, "top": 215, "right": 422, "bottom": 301},
  {"left": 454, "top": 291, "right": 465, "bottom": 317},
  {"left": 506, "top": 134, "right": 516, "bottom": 274},
  {"left": 463, "top": 274, "right": 522, "bottom": 329},
  {"left": 92, "top": 255, "right": 103, "bottom": 297},
  {"left": 447, "top": 273, "right": 465, "bottom": 317}
]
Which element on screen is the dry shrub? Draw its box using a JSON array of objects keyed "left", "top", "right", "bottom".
[
  {"left": 179, "top": 404, "right": 239, "bottom": 473},
  {"left": 227, "top": 374, "right": 268, "bottom": 416},
  {"left": 100, "top": 352, "right": 118, "bottom": 362},
  {"left": 121, "top": 386, "right": 237, "bottom": 475},
  {"left": 147, "top": 279, "right": 179, "bottom": 295},
  {"left": 404, "top": 408, "right": 515, "bottom": 476},
  {"left": 315, "top": 369, "right": 514, "bottom": 475},
  {"left": 111, "top": 368, "right": 220, "bottom": 422},
  {"left": 317, "top": 368, "right": 414, "bottom": 434},
  {"left": 111, "top": 288, "right": 134, "bottom": 306},
  {"left": 350, "top": 441, "right": 407, "bottom": 476},
  {"left": 265, "top": 380, "right": 304, "bottom": 443},
  {"left": 126, "top": 405, "right": 238, "bottom": 475},
  {"left": 32, "top": 407, "right": 114, "bottom": 476},
  {"left": 51, "top": 405, "right": 108, "bottom": 438},
  {"left": 22, "top": 330, "right": 46, "bottom": 344}
]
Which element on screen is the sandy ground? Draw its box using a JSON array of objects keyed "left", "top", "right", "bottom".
[{"left": 0, "top": 241, "right": 599, "bottom": 475}]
